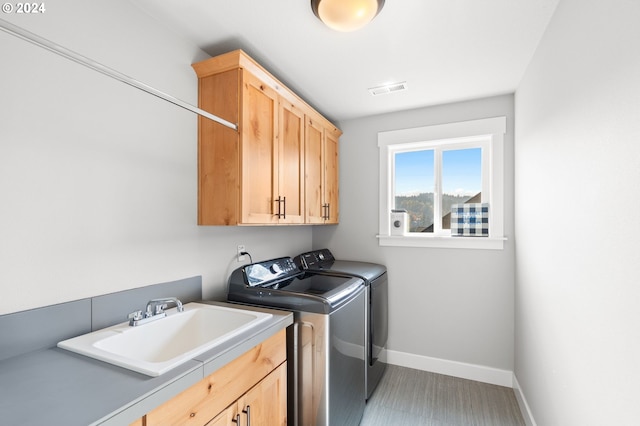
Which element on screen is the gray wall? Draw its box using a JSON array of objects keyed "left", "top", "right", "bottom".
[
  {"left": 0, "top": 0, "right": 311, "bottom": 316},
  {"left": 315, "top": 94, "right": 515, "bottom": 372},
  {"left": 515, "top": 0, "right": 640, "bottom": 424}
]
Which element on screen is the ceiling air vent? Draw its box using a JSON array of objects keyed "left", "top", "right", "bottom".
[{"left": 368, "top": 81, "right": 408, "bottom": 96}]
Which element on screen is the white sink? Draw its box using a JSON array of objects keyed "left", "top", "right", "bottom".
[{"left": 57, "top": 303, "right": 272, "bottom": 376}]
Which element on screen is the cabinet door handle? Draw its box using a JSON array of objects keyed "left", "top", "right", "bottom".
[
  {"left": 242, "top": 405, "right": 251, "bottom": 426},
  {"left": 326, "top": 203, "right": 330, "bottom": 221},
  {"left": 322, "top": 203, "right": 330, "bottom": 220},
  {"left": 282, "top": 196, "right": 286, "bottom": 220},
  {"left": 232, "top": 413, "right": 241, "bottom": 425},
  {"left": 274, "top": 196, "right": 286, "bottom": 219},
  {"left": 275, "top": 196, "right": 282, "bottom": 219}
]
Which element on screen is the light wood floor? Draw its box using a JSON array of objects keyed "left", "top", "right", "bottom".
[{"left": 360, "top": 365, "right": 525, "bottom": 426}]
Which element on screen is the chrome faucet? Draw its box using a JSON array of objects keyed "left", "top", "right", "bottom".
[
  {"left": 127, "top": 297, "right": 184, "bottom": 326},
  {"left": 146, "top": 297, "right": 184, "bottom": 316}
]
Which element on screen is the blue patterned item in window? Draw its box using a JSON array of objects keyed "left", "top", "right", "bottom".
[{"left": 451, "top": 203, "right": 489, "bottom": 236}]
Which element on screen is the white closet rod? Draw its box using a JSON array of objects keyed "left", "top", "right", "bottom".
[{"left": 0, "top": 18, "right": 238, "bottom": 131}]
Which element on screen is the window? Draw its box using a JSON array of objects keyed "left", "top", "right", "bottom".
[
  {"left": 378, "top": 117, "right": 506, "bottom": 249},
  {"left": 394, "top": 142, "right": 487, "bottom": 234}
]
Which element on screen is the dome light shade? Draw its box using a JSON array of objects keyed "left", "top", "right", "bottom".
[{"left": 311, "top": 0, "right": 385, "bottom": 32}]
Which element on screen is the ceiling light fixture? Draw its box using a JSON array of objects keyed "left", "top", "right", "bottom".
[{"left": 311, "top": 0, "right": 385, "bottom": 32}]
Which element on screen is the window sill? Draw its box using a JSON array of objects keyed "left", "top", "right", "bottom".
[{"left": 377, "top": 234, "right": 506, "bottom": 250}]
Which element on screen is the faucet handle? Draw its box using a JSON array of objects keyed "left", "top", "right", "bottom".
[
  {"left": 127, "top": 310, "right": 143, "bottom": 321},
  {"left": 154, "top": 303, "right": 168, "bottom": 315}
]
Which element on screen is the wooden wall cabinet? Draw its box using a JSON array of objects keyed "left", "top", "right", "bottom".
[
  {"left": 305, "top": 118, "right": 340, "bottom": 224},
  {"left": 192, "top": 50, "right": 340, "bottom": 225},
  {"left": 143, "top": 329, "right": 287, "bottom": 426}
]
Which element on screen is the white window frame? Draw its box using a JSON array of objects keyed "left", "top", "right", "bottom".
[{"left": 378, "top": 116, "right": 506, "bottom": 250}]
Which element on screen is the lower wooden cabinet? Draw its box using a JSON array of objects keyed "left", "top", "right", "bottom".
[
  {"left": 206, "top": 363, "right": 286, "bottom": 426},
  {"left": 206, "top": 406, "right": 238, "bottom": 426},
  {"left": 143, "top": 329, "right": 286, "bottom": 426}
]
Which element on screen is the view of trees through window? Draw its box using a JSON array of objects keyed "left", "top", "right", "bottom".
[{"left": 394, "top": 147, "right": 482, "bottom": 233}]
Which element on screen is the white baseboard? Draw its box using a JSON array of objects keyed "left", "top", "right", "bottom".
[
  {"left": 512, "top": 375, "right": 537, "bottom": 426},
  {"left": 385, "top": 349, "right": 514, "bottom": 387}
]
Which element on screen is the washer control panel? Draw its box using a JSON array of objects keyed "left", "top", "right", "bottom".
[{"left": 244, "top": 257, "right": 300, "bottom": 287}]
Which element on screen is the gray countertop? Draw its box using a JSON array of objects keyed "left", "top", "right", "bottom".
[{"left": 0, "top": 301, "right": 292, "bottom": 426}]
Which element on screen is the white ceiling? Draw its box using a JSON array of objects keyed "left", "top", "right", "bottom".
[{"left": 133, "top": 0, "right": 559, "bottom": 123}]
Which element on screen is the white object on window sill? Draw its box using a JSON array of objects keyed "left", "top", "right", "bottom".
[{"left": 377, "top": 234, "right": 506, "bottom": 250}]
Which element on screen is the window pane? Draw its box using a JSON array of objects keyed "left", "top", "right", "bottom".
[
  {"left": 394, "top": 150, "right": 434, "bottom": 233},
  {"left": 442, "top": 148, "right": 482, "bottom": 229}
]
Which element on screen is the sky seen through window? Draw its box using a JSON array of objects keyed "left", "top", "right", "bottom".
[{"left": 395, "top": 148, "right": 481, "bottom": 197}]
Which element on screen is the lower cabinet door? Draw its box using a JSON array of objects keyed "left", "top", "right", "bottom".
[
  {"left": 144, "top": 330, "right": 286, "bottom": 426},
  {"left": 205, "top": 363, "right": 287, "bottom": 426},
  {"left": 238, "top": 362, "right": 287, "bottom": 426},
  {"left": 206, "top": 404, "right": 239, "bottom": 426}
]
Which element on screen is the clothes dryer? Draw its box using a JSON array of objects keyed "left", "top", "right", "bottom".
[{"left": 294, "top": 249, "right": 388, "bottom": 399}]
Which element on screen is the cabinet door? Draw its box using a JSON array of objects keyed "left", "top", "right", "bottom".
[
  {"left": 305, "top": 118, "right": 340, "bottom": 224},
  {"left": 304, "top": 117, "right": 325, "bottom": 223},
  {"left": 241, "top": 70, "right": 279, "bottom": 224},
  {"left": 206, "top": 404, "right": 239, "bottom": 426},
  {"left": 145, "top": 330, "right": 287, "bottom": 426},
  {"left": 238, "top": 363, "right": 287, "bottom": 426},
  {"left": 323, "top": 129, "right": 340, "bottom": 224},
  {"left": 278, "top": 100, "right": 305, "bottom": 224}
]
